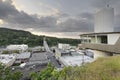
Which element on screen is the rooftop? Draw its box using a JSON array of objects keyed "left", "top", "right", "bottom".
[
  {"left": 80, "top": 32, "right": 120, "bottom": 36},
  {"left": 59, "top": 55, "right": 94, "bottom": 66},
  {"left": 0, "top": 54, "right": 15, "bottom": 64},
  {"left": 56, "top": 48, "right": 70, "bottom": 54},
  {"left": 29, "top": 52, "right": 47, "bottom": 61},
  {"left": 16, "top": 52, "right": 31, "bottom": 59}
]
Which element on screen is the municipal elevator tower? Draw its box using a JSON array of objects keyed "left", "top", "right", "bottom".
[{"left": 94, "top": 5, "right": 114, "bottom": 33}]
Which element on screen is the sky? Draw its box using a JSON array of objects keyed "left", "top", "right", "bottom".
[{"left": 0, "top": 0, "right": 120, "bottom": 38}]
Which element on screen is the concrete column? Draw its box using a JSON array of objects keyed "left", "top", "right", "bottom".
[
  {"left": 95, "top": 35, "right": 98, "bottom": 43},
  {"left": 80, "top": 36, "right": 83, "bottom": 43},
  {"left": 87, "top": 35, "right": 89, "bottom": 43},
  {"left": 81, "top": 36, "right": 84, "bottom": 43}
]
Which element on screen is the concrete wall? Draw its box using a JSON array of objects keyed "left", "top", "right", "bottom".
[
  {"left": 91, "top": 37, "right": 96, "bottom": 43},
  {"left": 108, "top": 34, "right": 120, "bottom": 45},
  {"left": 58, "top": 43, "right": 70, "bottom": 50},
  {"left": 91, "top": 50, "right": 110, "bottom": 60},
  {"left": 7, "top": 44, "right": 28, "bottom": 52},
  {"left": 55, "top": 50, "right": 61, "bottom": 59}
]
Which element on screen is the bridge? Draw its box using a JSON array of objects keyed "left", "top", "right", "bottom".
[
  {"left": 43, "top": 37, "right": 51, "bottom": 52},
  {"left": 43, "top": 37, "right": 61, "bottom": 68}
]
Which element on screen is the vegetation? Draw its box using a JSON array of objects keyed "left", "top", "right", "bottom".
[
  {"left": 30, "top": 56, "right": 120, "bottom": 80},
  {"left": 30, "top": 63, "right": 54, "bottom": 80},
  {"left": 2, "top": 50, "right": 20, "bottom": 54},
  {"left": 0, "top": 28, "right": 81, "bottom": 47},
  {"left": 0, "top": 64, "right": 23, "bottom": 80},
  {"left": 2, "top": 50, "right": 10, "bottom": 54}
]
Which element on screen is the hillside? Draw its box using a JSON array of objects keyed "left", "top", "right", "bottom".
[
  {"left": 30, "top": 56, "right": 120, "bottom": 80},
  {"left": 0, "top": 28, "right": 81, "bottom": 47},
  {"left": 58, "top": 56, "right": 120, "bottom": 80}
]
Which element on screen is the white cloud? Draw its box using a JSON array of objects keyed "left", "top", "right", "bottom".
[
  {"left": 31, "top": 31, "right": 81, "bottom": 39},
  {"left": 0, "top": 0, "right": 120, "bottom": 38},
  {"left": 12, "top": 0, "right": 60, "bottom": 16},
  {"left": 0, "top": 19, "right": 4, "bottom": 24}
]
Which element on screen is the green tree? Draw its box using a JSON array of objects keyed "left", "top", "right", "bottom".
[
  {"left": 0, "top": 28, "right": 81, "bottom": 47},
  {"left": 0, "top": 64, "right": 23, "bottom": 80},
  {"left": 30, "top": 63, "right": 54, "bottom": 80}
]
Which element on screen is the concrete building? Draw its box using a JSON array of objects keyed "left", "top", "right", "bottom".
[
  {"left": 80, "top": 5, "right": 116, "bottom": 45},
  {"left": 79, "top": 6, "right": 120, "bottom": 55},
  {"left": 15, "top": 52, "right": 31, "bottom": 63},
  {"left": 31, "top": 46, "right": 45, "bottom": 53},
  {"left": 59, "top": 51, "right": 94, "bottom": 66},
  {"left": 55, "top": 49, "right": 70, "bottom": 60},
  {"left": 80, "top": 32, "right": 120, "bottom": 45},
  {"left": 95, "top": 5, "right": 114, "bottom": 32},
  {"left": 7, "top": 44, "right": 28, "bottom": 52},
  {"left": 79, "top": 37, "right": 120, "bottom": 54},
  {"left": 0, "top": 54, "right": 16, "bottom": 67},
  {"left": 58, "top": 43, "right": 70, "bottom": 50},
  {"left": 59, "top": 56, "right": 94, "bottom": 66},
  {"left": 55, "top": 49, "right": 94, "bottom": 67},
  {"left": 28, "top": 52, "right": 49, "bottom": 66}
]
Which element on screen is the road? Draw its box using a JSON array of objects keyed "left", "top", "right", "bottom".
[
  {"left": 43, "top": 39, "right": 61, "bottom": 68},
  {"left": 46, "top": 52, "right": 61, "bottom": 68}
]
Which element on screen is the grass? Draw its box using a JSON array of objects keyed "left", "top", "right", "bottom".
[
  {"left": 29, "top": 56, "right": 120, "bottom": 80},
  {"left": 58, "top": 56, "right": 120, "bottom": 80}
]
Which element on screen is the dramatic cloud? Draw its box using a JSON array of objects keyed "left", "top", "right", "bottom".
[
  {"left": 58, "top": 18, "right": 94, "bottom": 32},
  {"left": 0, "top": 0, "right": 57, "bottom": 30},
  {"left": 0, "top": 0, "right": 120, "bottom": 38},
  {"left": 0, "top": 0, "right": 94, "bottom": 33}
]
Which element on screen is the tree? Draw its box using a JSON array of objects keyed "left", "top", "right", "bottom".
[
  {"left": 0, "top": 28, "right": 81, "bottom": 47},
  {"left": 0, "top": 64, "right": 23, "bottom": 80},
  {"left": 30, "top": 63, "right": 55, "bottom": 80}
]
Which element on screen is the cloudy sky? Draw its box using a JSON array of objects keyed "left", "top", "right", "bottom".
[{"left": 0, "top": 0, "right": 120, "bottom": 38}]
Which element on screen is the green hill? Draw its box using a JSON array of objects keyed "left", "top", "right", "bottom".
[{"left": 0, "top": 28, "right": 81, "bottom": 47}]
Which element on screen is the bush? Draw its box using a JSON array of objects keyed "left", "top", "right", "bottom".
[
  {"left": 2, "top": 50, "right": 10, "bottom": 54},
  {"left": 0, "top": 64, "right": 23, "bottom": 80},
  {"left": 30, "top": 56, "right": 120, "bottom": 80}
]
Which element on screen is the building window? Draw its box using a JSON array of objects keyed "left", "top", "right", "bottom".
[{"left": 101, "top": 36, "right": 107, "bottom": 44}]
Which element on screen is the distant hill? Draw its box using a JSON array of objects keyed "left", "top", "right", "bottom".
[{"left": 0, "top": 28, "right": 81, "bottom": 47}]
